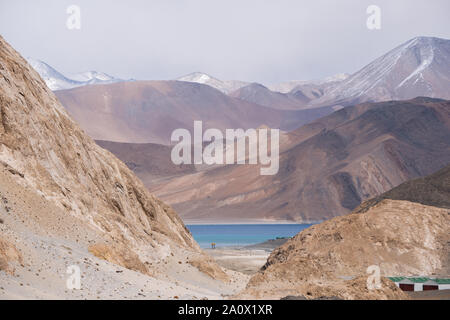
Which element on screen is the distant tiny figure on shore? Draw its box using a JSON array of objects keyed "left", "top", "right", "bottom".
[{"left": 211, "top": 242, "right": 216, "bottom": 249}]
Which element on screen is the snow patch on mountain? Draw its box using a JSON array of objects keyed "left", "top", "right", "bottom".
[
  {"left": 27, "top": 58, "right": 122, "bottom": 91},
  {"left": 311, "top": 36, "right": 450, "bottom": 105},
  {"left": 397, "top": 42, "right": 435, "bottom": 88},
  {"left": 176, "top": 72, "right": 249, "bottom": 94}
]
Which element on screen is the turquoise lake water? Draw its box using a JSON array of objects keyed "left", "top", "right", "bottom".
[{"left": 186, "top": 224, "right": 313, "bottom": 248}]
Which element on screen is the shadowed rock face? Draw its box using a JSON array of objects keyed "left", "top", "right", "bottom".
[
  {"left": 151, "top": 98, "right": 450, "bottom": 222},
  {"left": 356, "top": 163, "right": 450, "bottom": 212},
  {"left": 0, "top": 35, "right": 223, "bottom": 276}
]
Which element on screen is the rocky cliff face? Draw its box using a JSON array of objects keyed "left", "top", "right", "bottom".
[
  {"left": 0, "top": 237, "right": 23, "bottom": 275},
  {"left": 0, "top": 35, "right": 218, "bottom": 276}
]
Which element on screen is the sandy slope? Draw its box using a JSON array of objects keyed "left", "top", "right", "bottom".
[{"left": 0, "top": 166, "right": 248, "bottom": 299}]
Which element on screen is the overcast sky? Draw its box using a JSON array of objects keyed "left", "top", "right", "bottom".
[{"left": 1, "top": 0, "right": 449, "bottom": 84}]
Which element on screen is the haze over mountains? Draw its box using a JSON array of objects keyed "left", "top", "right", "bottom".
[
  {"left": 235, "top": 37, "right": 450, "bottom": 109},
  {"left": 31, "top": 36, "right": 450, "bottom": 121},
  {"left": 150, "top": 98, "right": 450, "bottom": 222},
  {"left": 177, "top": 37, "right": 450, "bottom": 109},
  {"left": 268, "top": 73, "right": 350, "bottom": 94},
  {"left": 55, "top": 80, "right": 333, "bottom": 144},
  {"left": 310, "top": 37, "right": 450, "bottom": 107}
]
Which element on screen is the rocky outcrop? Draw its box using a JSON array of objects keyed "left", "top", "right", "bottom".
[
  {"left": 0, "top": 237, "right": 23, "bottom": 275},
  {"left": 88, "top": 243, "right": 149, "bottom": 275},
  {"left": 188, "top": 255, "right": 230, "bottom": 283}
]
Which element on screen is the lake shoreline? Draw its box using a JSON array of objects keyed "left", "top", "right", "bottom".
[
  {"left": 202, "top": 238, "right": 290, "bottom": 275},
  {"left": 187, "top": 224, "right": 313, "bottom": 249},
  {"left": 184, "top": 220, "right": 323, "bottom": 225}
]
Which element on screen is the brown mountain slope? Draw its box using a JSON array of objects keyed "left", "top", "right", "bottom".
[
  {"left": 95, "top": 140, "right": 196, "bottom": 186},
  {"left": 0, "top": 35, "right": 236, "bottom": 296},
  {"left": 55, "top": 81, "right": 334, "bottom": 145},
  {"left": 356, "top": 163, "right": 450, "bottom": 213},
  {"left": 151, "top": 98, "right": 450, "bottom": 222},
  {"left": 238, "top": 199, "right": 447, "bottom": 300}
]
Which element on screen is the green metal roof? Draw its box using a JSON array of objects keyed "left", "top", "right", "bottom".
[
  {"left": 388, "top": 277, "right": 450, "bottom": 284},
  {"left": 409, "top": 277, "right": 430, "bottom": 283},
  {"left": 435, "top": 278, "right": 450, "bottom": 284},
  {"left": 388, "top": 277, "right": 405, "bottom": 282}
]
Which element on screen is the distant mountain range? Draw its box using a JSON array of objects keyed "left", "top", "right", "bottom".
[
  {"left": 177, "top": 37, "right": 450, "bottom": 109},
  {"left": 235, "top": 37, "right": 450, "bottom": 109},
  {"left": 55, "top": 80, "right": 333, "bottom": 144},
  {"left": 32, "top": 36, "right": 449, "bottom": 109},
  {"left": 149, "top": 97, "right": 450, "bottom": 222},
  {"left": 310, "top": 37, "right": 450, "bottom": 107},
  {"left": 26, "top": 58, "right": 122, "bottom": 91}
]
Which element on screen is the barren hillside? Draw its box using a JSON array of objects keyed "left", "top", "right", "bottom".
[{"left": 0, "top": 35, "right": 246, "bottom": 299}]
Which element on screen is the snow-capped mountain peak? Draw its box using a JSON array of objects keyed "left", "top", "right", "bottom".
[
  {"left": 178, "top": 72, "right": 213, "bottom": 84},
  {"left": 312, "top": 36, "right": 450, "bottom": 105},
  {"left": 176, "top": 72, "right": 249, "bottom": 94},
  {"left": 27, "top": 58, "right": 122, "bottom": 91},
  {"left": 69, "top": 71, "right": 116, "bottom": 83}
]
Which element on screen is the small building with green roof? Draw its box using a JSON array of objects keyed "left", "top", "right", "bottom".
[{"left": 388, "top": 277, "right": 450, "bottom": 291}]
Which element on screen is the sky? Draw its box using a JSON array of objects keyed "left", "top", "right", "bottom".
[{"left": 0, "top": 0, "right": 449, "bottom": 84}]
